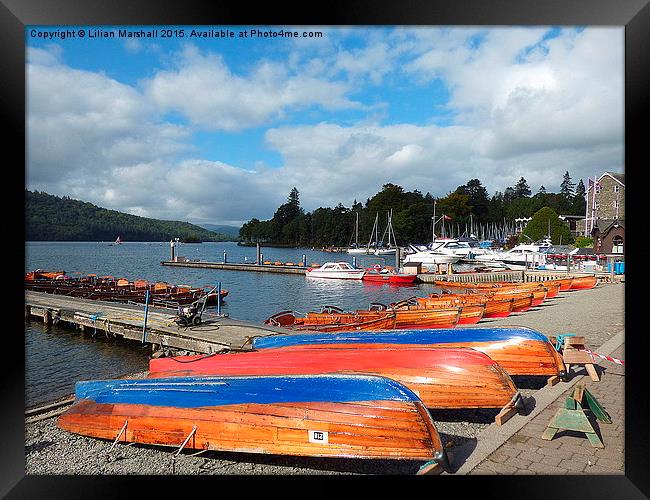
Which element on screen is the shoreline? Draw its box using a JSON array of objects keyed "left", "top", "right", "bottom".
[{"left": 25, "top": 281, "right": 624, "bottom": 475}]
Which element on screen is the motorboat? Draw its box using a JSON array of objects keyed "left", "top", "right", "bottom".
[
  {"left": 305, "top": 261, "right": 366, "bottom": 280},
  {"left": 474, "top": 239, "right": 550, "bottom": 270},
  {"left": 402, "top": 244, "right": 462, "bottom": 266},
  {"left": 425, "top": 238, "right": 492, "bottom": 259}
]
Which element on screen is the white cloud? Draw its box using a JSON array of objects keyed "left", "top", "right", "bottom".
[
  {"left": 143, "top": 44, "right": 360, "bottom": 131},
  {"left": 26, "top": 27, "right": 624, "bottom": 227}
]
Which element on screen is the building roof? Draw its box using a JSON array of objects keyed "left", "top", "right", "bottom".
[
  {"left": 591, "top": 218, "right": 625, "bottom": 235},
  {"left": 604, "top": 172, "right": 625, "bottom": 185},
  {"left": 586, "top": 171, "right": 625, "bottom": 192}
]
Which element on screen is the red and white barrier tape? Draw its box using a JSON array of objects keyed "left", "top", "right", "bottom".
[{"left": 579, "top": 349, "right": 625, "bottom": 365}]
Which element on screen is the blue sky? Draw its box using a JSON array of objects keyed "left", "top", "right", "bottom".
[{"left": 26, "top": 25, "right": 623, "bottom": 225}]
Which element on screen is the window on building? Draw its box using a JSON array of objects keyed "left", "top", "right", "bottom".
[
  {"left": 614, "top": 200, "right": 619, "bottom": 209},
  {"left": 614, "top": 185, "right": 619, "bottom": 193},
  {"left": 612, "top": 235, "right": 623, "bottom": 254}
]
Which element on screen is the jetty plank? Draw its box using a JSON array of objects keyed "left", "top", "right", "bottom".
[{"left": 25, "top": 291, "right": 288, "bottom": 354}]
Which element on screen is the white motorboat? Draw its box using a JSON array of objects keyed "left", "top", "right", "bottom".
[
  {"left": 424, "top": 238, "right": 492, "bottom": 259},
  {"left": 474, "top": 239, "right": 550, "bottom": 270},
  {"left": 402, "top": 245, "right": 462, "bottom": 266},
  {"left": 306, "top": 261, "right": 366, "bottom": 280}
]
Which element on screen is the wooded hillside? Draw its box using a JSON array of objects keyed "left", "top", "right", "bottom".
[{"left": 25, "top": 190, "right": 235, "bottom": 242}]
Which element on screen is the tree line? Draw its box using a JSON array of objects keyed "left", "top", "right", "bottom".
[
  {"left": 25, "top": 190, "right": 234, "bottom": 242},
  {"left": 239, "top": 172, "right": 587, "bottom": 246}
]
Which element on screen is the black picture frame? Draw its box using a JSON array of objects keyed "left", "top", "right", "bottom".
[{"left": 5, "top": 0, "right": 647, "bottom": 497}]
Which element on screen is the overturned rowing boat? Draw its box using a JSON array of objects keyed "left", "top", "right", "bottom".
[
  {"left": 57, "top": 374, "right": 448, "bottom": 466},
  {"left": 251, "top": 326, "right": 566, "bottom": 378},
  {"left": 149, "top": 347, "right": 522, "bottom": 411}
]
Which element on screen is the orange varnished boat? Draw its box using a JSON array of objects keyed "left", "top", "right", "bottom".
[
  {"left": 394, "top": 298, "right": 485, "bottom": 325},
  {"left": 426, "top": 293, "right": 514, "bottom": 318},
  {"left": 569, "top": 276, "right": 598, "bottom": 290},
  {"left": 25, "top": 270, "right": 66, "bottom": 280},
  {"left": 149, "top": 347, "right": 522, "bottom": 411},
  {"left": 366, "top": 306, "right": 461, "bottom": 329},
  {"left": 58, "top": 374, "right": 449, "bottom": 466},
  {"left": 544, "top": 278, "right": 574, "bottom": 291},
  {"left": 434, "top": 280, "right": 556, "bottom": 301},
  {"left": 508, "top": 293, "right": 534, "bottom": 312},
  {"left": 265, "top": 310, "right": 397, "bottom": 332}
]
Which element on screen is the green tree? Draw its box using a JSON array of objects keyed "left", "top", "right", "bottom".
[
  {"left": 560, "top": 171, "right": 575, "bottom": 199},
  {"left": 572, "top": 179, "right": 587, "bottom": 215},
  {"left": 522, "top": 206, "right": 573, "bottom": 244},
  {"left": 514, "top": 177, "right": 531, "bottom": 197},
  {"left": 574, "top": 236, "right": 594, "bottom": 248},
  {"left": 456, "top": 178, "right": 490, "bottom": 223}
]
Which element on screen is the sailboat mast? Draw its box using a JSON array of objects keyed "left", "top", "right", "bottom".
[
  {"left": 355, "top": 212, "right": 359, "bottom": 247},
  {"left": 432, "top": 200, "right": 436, "bottom": 244}
]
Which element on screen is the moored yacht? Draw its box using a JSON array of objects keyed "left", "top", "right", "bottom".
[{"left": 474, "top": 238, "right": 550, "bottom": 270}]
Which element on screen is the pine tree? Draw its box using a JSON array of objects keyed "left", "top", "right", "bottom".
[
  {"left": 538, "top": 185, "right": 546, "bottom": 194},
  {"left": 560, "top": 171, "right": 575, "bottom": 198},
  {"left": 514, "top": 177, "right": 531, "bottom": 197}
]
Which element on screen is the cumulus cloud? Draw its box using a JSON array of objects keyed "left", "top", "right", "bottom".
[
  {"left": 26, "top": 27, "right": 623, "bottom": 226},
  {"left": 143, "top": 44, "right": 360, "bottom": 131}
]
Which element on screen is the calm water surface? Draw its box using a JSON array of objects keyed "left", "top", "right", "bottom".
[{"left": 25, "top": 241, "right": 444, "bottom": 407}]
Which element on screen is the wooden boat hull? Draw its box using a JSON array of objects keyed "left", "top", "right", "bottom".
[
  {"left": 424, "top": 293, "right": 514, "bottom": 319},
  {"left": 265, "top": 310, "right": 397, "bottom": 332},
  {"left": 57, "top": 375, "right": 447, "bottom": 463},
  {"left": 389, "top": 307, "right": 461, "bottom": 329},
  {"left": 252, "top": 327, "right": 566, "bottom": 378},
  {"left": 547, "top": 278, "right": 574, "bottom": 291},
  {"left": 509, "top": 294, "right": 533, "bottom": 313},
  {"left": 149, "top": 347, "right": 519, "bottom": 410},
  {"left": 569, "top": 276, "right": 598, "bottom": 290},
  {"left": 406, "top": 300, "right": 484, "bottom": 325},
  {"left": 483, "top": 298, "right": 514, "bottom": 318}
]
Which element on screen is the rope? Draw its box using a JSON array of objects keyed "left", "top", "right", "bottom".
[{"left": 167, "top": 352, "right": 218, "bottom": 363}]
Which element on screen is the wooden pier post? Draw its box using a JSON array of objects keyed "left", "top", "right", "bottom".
[{"left": 43, "top": 309, "right": 51, "bottom": 325}]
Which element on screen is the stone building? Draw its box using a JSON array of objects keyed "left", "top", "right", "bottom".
[{"left": 576, "top": 171, "right": 625, "bottom": 256}]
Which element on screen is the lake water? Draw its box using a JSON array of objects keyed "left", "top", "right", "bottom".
[{"left": 25, "top": 241, "right": 446, "bottom": 407}]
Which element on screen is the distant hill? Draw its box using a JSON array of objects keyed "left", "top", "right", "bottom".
[
  {"left": 25, "top": 190, "right": 236, "bottom": 242},
  {"left": 198, "top": 223, "right": 242, "bottom": 237}
]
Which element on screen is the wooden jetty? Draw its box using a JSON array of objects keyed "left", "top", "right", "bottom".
[
  {"left": 25, "top": 291, "right": 290, "bottom": 354},
  {"left": 161, "top": 260, "right": 307, "bottom": 275}
]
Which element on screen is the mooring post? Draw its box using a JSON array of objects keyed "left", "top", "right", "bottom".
[
  {"left": 302, "top": 254, "right": 307, "bottom": 267},
  {"left": 256, "top": 243, "right": 261, "bottom": 265},
  {"left": 260, "top": 253, "right": 264, "bottom": 265},
  {"left": 170, "top": 239, "right": 175, "bottom": 262},
  {"left": 352, "top": 256, "right": 357, "bottom": 268},
  {"left": 223, "top": 250, "right": 227, "bottom": 264},
  {"left": 141, "top": 290, "right": 150, "bottom": 344}
]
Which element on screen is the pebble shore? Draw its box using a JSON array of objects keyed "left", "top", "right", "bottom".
[{"left": 24, "top": 281, "right": 624, "bottom": 475}]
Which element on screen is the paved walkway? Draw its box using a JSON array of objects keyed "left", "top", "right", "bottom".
[{"left": 449, "top": 331, "right": 625, "bottom": 475}]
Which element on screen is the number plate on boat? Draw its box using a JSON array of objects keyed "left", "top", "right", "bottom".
[{"left": 309, "top": 430, "right": 329, "bottom": 444}]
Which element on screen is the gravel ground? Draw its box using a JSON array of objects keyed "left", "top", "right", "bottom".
[{"left": 24, "top": 281, "right": 625, "bottom": 475}]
